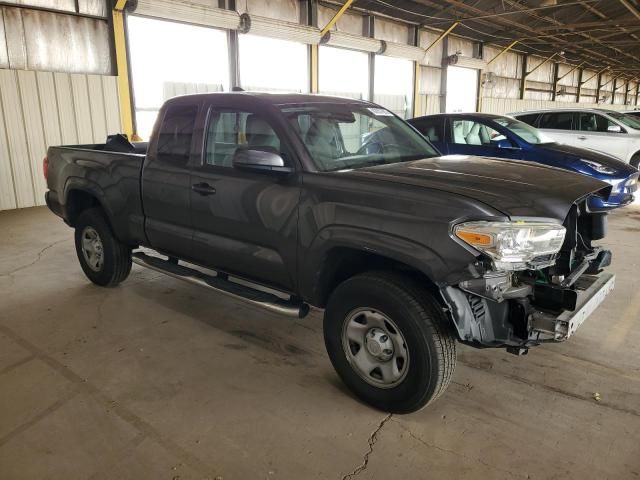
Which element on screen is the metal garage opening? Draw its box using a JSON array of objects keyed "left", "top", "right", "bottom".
[
  {"left": 446, "top": 66, "right": 479, "bottom": 113},
  {"left": 127, "top": 15, "right": 229, "bottom": 139}
]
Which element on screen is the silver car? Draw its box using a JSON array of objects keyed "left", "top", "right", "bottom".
[{"left": 510, "top": 108, "right": 640, "bottom": 167}]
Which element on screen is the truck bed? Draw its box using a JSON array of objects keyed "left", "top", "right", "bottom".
[{"left": 45, "top": 141, "right": 148, "bottom": 246}]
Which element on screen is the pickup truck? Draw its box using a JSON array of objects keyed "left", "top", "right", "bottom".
[{"left": 45, "top": 93, "right": 616, "bottom": 413}]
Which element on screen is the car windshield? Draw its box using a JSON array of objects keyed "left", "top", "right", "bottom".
[
  {"left": 279, "top": 103, "right": 438, "bottom": 172},
  {"left": 607, "top": 111, "right": 640, "bottom": 130},
  {"left": 493, "top": 116, "right": 555, "bottom": 144}
]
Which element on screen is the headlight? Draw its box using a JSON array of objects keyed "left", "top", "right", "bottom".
[
  {"left": 581, "top": 159, "right": 616, "bottom": 175},
  {"left": 454, "top": 221, "right": 566, "bottom": 271}
]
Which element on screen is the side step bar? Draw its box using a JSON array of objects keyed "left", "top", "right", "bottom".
[{"left": 132, "top": 252, "right": 309, "bottom": 318}]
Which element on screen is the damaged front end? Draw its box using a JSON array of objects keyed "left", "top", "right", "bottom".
[{"left": 441, "top": 200, "right": 615, "bottom": 355}]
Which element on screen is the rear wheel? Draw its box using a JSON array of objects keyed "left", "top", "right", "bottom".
[
  {"left": 74, "top": 208, "right": 132, "bottom": 287},
  {"left": 323, "top": 272, "right": 456, "bottom": 413}
]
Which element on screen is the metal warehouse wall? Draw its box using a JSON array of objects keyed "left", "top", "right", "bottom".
[
  {"left": 416, "top": 30, "right": 638, "bottom": 117},
  {"left": 0, "top": 69, "right": 121, "bottom": 210},
  {"left": 0, "top": 1, "right": 119, "bottom": 211}
]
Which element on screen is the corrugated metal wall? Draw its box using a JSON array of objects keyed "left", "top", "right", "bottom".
[
  {"left": 0, "top": 68, "right": 121, "bottom": 211},
  {"left": 0, "top": 4, "right": 112, "bottom": 74}
]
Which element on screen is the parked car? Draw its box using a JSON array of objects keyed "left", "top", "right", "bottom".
[
  {"left": 510, "top": 108, "right": 640, "bottom": 167},
  {"left": 45, "top": 93, "right": 615, "bottom": 413},
  {"left": 406, "top": 113, "right": 638, "bottom": 210}
]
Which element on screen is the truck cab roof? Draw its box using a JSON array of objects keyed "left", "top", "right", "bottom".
[{"left": 163, "top": 91, "right": 375, "bottom": 109}]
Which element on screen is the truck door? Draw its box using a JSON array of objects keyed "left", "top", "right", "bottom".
[
  {"left": 141, "top": 102, "right": 200, "bottom": 258},
  {"left": 189, "top": 106, "right": 300, "bottom": 292}
]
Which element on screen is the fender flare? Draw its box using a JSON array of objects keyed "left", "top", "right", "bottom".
[
  {"left": 302, "top": 225, "right": 452, "bottom": 304},
  {"left": 63, "top": 177, "right": 115, "bottom": 225}
]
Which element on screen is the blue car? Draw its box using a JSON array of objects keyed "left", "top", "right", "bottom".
[{"left": 407, "top": 113, "right": 639, "bottom": 211}]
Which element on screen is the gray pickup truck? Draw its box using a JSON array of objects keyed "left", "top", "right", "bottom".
[{"left": 45, "top": 93, "right": 615, "bottom": 413}]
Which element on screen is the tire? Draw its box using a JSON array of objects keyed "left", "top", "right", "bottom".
[
  {"left": 74, "top": 208, "right": 132, "bottom": 287},
  {"left": 631, "top": 153, "right": 640, "bottom": 169},
  {"left": 323, "top": 271, "right": 456, "bottom": 413}
]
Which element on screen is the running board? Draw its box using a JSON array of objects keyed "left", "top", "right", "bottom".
[{"left": 132, "top": 252, "right": 309, "bottom": 318}]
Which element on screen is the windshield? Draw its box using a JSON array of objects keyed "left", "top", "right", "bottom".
[
  {"left": 607, "top": 111, "right": 640, "bottom": 130},
  {"left": 493, "top": 116, "right": 555, "bottom": 144},
  {"left": 279, "top": 103, "right": 439, "bottom": 172}
]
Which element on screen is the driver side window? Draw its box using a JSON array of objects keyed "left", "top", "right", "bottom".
[
  {"left": 451, "top": 120, "right": 506, "bottom": 146},
  {"left": 205, "top": 110, "right": 283, "bottom": 167}
]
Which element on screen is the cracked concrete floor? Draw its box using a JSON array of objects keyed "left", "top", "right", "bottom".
[{"left": 1, "top": 206, "right": 640, "bottom": 480}]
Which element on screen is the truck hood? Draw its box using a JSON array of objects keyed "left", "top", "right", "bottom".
[{"left": 348, "top": 155, "right": 611, "bottom": 220}]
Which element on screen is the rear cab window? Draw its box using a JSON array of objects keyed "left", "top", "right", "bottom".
[{"left": 156, "top": 104, "right": 199, "bottom": 164}]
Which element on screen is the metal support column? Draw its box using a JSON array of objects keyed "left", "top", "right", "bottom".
[
  {"left": 410, "top": 26, "right": 420, "bottom": 117},
  {"left": 611, "top": 77, "right": 617, "bottom": 104},
  {"left": 112, "top": 0, "right": 140, "bottom": 140},
  {"left": 225, "top": 0, "right": 240, "bottom": 89},
  {"left": 551, "top": 62, "right": 559, "bottom": 101},
  {"left": 364, "top": 15, "right": 375, "bottom": 102},
  {"left": 596, "top": 73, "right": 602, "bottom": 104},
  {"left": 576, "top": 68, "right": 583, "bottom": 103},
  {"left": 303, "top": 0, "right": 318, "bottom": 93},
  {"left": 310, "top": 45, "right": 319, "bottom": 93},
  {"left": 439, "top": 37, "right": 449, "bottom": 113},
  {"left": 625, "top": 80, "right": 630, "bottom": 106},
  {"left": 519, "top": 54, "right": 528, "bottom": 100}
]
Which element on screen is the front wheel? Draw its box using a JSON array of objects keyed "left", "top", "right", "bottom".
[
  {"left": 323, "top": 272, "right": 456, "bottom": 413},
  {"left": 631, "top": 153, "right": 640, "bottom": 169},
  {"left": 74, "top": 208, "right": 132, "bottom": 287}
]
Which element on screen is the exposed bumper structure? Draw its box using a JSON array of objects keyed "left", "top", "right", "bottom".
[
  {"left": 531, "top": 273, "right": 615, "bottom": 342},
  {"left": 441, "top": 269, "right": 615, "bottom": 351}
]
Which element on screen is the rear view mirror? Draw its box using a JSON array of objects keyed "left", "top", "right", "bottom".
[
  {"left": 233, "top": 148, "right": 293, "bottom": 174},
  {"left": 607, "top": 125, "right": 623, "bottom": 133}
]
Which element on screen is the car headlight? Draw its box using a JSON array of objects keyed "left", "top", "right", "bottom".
[
  {"left": 581, "top": 159, "right": 617, "bottom": 175},
  {"left": 454, "top": 221, "right": 566, "bottom": 271}
]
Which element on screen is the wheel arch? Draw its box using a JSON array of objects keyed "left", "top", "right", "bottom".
[
  {"left": 63, "top": 178, "right": 114, "bottom": 228},
  {"left": 309, "top": 245, "right": 443, "bottom": 308}
]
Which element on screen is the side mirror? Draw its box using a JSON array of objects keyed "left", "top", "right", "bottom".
[
  {"left": 607, "top": 124, "right": 623, "bottom": 133},
  {"left": 496, "top": 138, "right": 521, "bottom": 150},
  {"left": 233, "top": 148, "right": 294, "bottom": 174}
]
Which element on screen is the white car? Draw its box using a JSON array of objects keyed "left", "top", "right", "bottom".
[{"left": 510, "top": 108, "right": 640, "bottom": 167}]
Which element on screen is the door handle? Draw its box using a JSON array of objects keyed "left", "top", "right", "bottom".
[
  {"left": 191, "top": 182, "right": 216, "bottom": 196},
  {"left": 577, "top": 135, "right": 587, "bottom": 140}
]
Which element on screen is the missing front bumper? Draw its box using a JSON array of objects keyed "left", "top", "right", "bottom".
[{"left": 531, "top": 272, "right": 615, "bottom": 342}]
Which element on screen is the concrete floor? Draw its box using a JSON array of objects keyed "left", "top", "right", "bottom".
[{"left": 0, "top": 206, "right": 639, "bottom": 480}]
